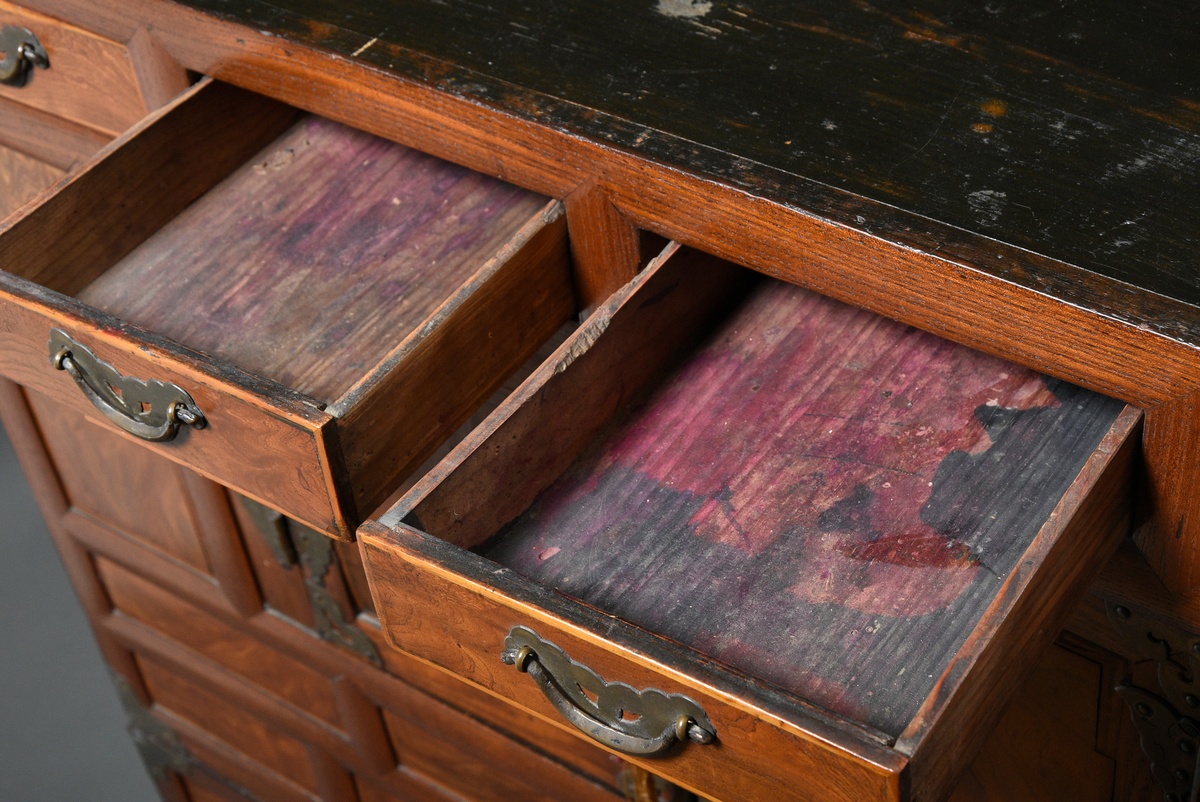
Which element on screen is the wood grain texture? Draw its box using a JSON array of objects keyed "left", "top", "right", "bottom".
[
  {"left": 481, "top": 273, "right": 1129, "bottom": 738},
  {"left": 29, "top": 0, "right": 1200, "bottom": 586},
  {"left": 178, "top": 471, "right": 263, "bottom": 618},
  {"left": 7, "top": 370, "right": 633, "bottom": 802},
  {"left": 159, "top": 0, "right": 1200, "bottom": 317},
  {"left": 896, "top": 406, "right": 1140, "bottom": 801},
  {"left": 376, "top": 688, "right": 624, "bottom": 802},
  {"left": 366, "top": 246, "right": 1139, "bottom": 800},
  {"left": 947, "top": 643, "right": 1117, "bottom": 802},
  {"left": 30, "top": 0, "right": 1200, "bottom": 588},
  {"left": 1139, "top": 394, "right": 1200, "bottom": 590},
  {"left": 25, "top": 389, "right": 211, "bottom": 571},
  {"left": 124, "top": 24, "right": 191, "bottom": 109},
  {"left": 97, "top": 555, "right": 342, "bottom": 726},
  {"left": 0, "top": 142, "right": 62, "bottom": 219},
  {"left": 0, "top": 77, "right": 296, "bottom": 297},
  {"left": 0, "top": 0, "right": 149, "bottom": 135},
  {"left": 334, "top": 201, "right": 573, "bottom": 517},
  {"left": 137, "top": 654, "right": 322, "bottom": 794},
  {"left": 0, "top": 93, "right": 110, "bottom": 169},
  {"left": 361, "top": 522, "right": 905, "bottom": 802},
  {"left": 564, "top": 181, "right": 641, "bottom": 314},
  {"left": 389, "top": 245, "right": 751, "bottom": 546},
  {"left": 156, "top": 704, "right": 322, "bottom": 802},
  {"left": 0, "top": 288, "right": 344, "bottom": 533},
  {"left": 81, "top": 114, "right": 551, "bottom": 404}
]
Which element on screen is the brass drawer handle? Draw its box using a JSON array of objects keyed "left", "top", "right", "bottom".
[
  {"left": 48, "top": 329, "right": 207, "bottom": 442},
  {"left": 0, "top": 25, "right": 49, "bottom": 87},
  {"left": 501, "top": 626, "right": 715, "bottom": 756}
]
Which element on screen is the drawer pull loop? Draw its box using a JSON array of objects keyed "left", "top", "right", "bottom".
[
  {"left": 48, "top": 329, "right": 207, "bottom": 442},
  {"left": 0, "top": 25, "right": 49, "bottom": 87},
  {"left": 501, "top": 626, "right": 715, "bottom": 756}
]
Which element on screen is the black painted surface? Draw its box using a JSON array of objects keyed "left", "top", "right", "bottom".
[{"left": 178, "top": 0, "right": 1200, "bottom": 325}]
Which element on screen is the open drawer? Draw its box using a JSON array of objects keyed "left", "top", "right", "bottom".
[
  {"left": 0, "top": 78, "right": 574, "bottom": 537},
  {"left": 359, "top": 244, "right": 1141, "bottom": 802}
]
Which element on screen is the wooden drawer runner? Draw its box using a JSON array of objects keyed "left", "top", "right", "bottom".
[
  {"left": 0, "top": 77, "right": 574, "bottom": 537},
  {"left": 360, "top": 245, "right": 1141, "bottom": 802}
]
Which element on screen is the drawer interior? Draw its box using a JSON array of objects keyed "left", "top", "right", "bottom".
[
  {"left": 0, "top": 78, "right": 576, "bottom": 533},
  {"left": 386, "top": 243, "right": 1136, "bottom": 739},
  {"left": 8, "top": 79, "right": 565, "bottom": 409}
]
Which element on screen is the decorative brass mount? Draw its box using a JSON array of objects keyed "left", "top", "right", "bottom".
[
  {"left": 48, "top": 330, "right": 206, "bottom": 443},
  {"left": 238, "top": 496, "right": 382, "bottom": 667},
  {"left": 0, "top": 24, "right": 48, "bottom": 87},
  {"left": 1107, "top": 600, "right": 1200, "bottom": 802},
  {"left": 501, "top": 625, "right": 715, "bottom": 757}
]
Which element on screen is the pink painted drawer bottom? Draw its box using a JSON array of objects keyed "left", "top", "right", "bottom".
[{"left": 360, "top": 244, "right": 1140, "bottom": 802}]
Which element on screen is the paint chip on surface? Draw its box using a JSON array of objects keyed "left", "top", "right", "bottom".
[
  {"left": 656, "top": 0, "right": 713, "bottom": 18},
  {"left": 967, "top": 189, "right": 1007, "bottom": 224}
]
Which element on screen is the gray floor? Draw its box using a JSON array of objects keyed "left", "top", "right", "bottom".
[{"left": 0, "top": 424, "right": 159, "bottom": 802}]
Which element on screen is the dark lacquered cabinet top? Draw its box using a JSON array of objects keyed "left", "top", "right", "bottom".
[{"left": 181, "top": 0, "right": 1200, "bottom": 324}]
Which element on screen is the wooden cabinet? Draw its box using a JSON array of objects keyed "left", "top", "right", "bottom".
[{"left": 1, "top": 2, "right": 1195, "bottom": 801}]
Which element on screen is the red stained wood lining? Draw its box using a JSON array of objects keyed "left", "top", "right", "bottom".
[{"left": 483, "top": 277, "right": 1126, "bottom": 737}]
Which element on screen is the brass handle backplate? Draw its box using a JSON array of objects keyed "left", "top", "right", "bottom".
[
  {"left": 0, "top": 25, "right": 48, "bottom": 87},
  {"left": 501, "top": 626, "right": 715, "bottom": 756},
  {"left": 48, "top": 329, "right": 206, "bottom": 442}
]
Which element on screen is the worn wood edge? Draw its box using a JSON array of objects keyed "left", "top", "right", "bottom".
[
  {"left": 333, "top": 201, "right": 574, "bottom": 522},
  {"left": 0, "top": 279, "right": 330, "bottom": 422},
  {"left": 564, "top": 180, "right": 642, "bottom": 315},
  {"left": 895, "top": 405, "right": 1143, "bottom": 800},
  {"left": 373, "top": 240, "right": 677, "bottom": 530},
  {"left": 377, "top": 242, "right": 739, "bottom": 543},
  {"left": 312, "top": 416, "right": 356, "bottom": 540},
  {"left": 0, "top": 93, "right": 110, "bottom": 169},
  {"left": 1136, "top": 394, "right": 1200, "bottom": 591},
  {"left": 0, "top": 76, "right": 296, "bottom": 294},
  {"left": 358, "top": 520, "right": 906, "bottom": 802},
  {"left": 125, "top": 25, "right": 193, "bottom": 109}
]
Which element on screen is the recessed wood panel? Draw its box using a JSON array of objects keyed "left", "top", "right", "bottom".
[
  {"left": 137, "top": 654, "right": 321, "bottom": 794},
  {"left": 97, "top": 556, "right": 340, "bottom": 726},
  {"left": 949, "top": 641, "right": 1119, "bottom": 802},
  {"left": 379, "top": 699, "right": 623, "bottom": 802},
  {"left": 0, "top": 143, "right": 62, "bottom": 219},
  {"left": 26, "top": 390, "right": 210, "bottom": 571},
  {"left": 0, "top": 0, "right": 149, "bottom": 135}
]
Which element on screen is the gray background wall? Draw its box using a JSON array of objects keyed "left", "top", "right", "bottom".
[{"left": 1, "top": 424, "right": 158, "bottom": 802}]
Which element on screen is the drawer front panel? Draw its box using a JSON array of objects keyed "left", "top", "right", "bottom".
[
  {"left": 0, "top": 1, "right": 150, "bottom": 135},
  {"left": 0, "top": 296, "right": 342, "bottom": 530},
  {"left": 360, "top": 524, "right": 901, "bottom": 802}
]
